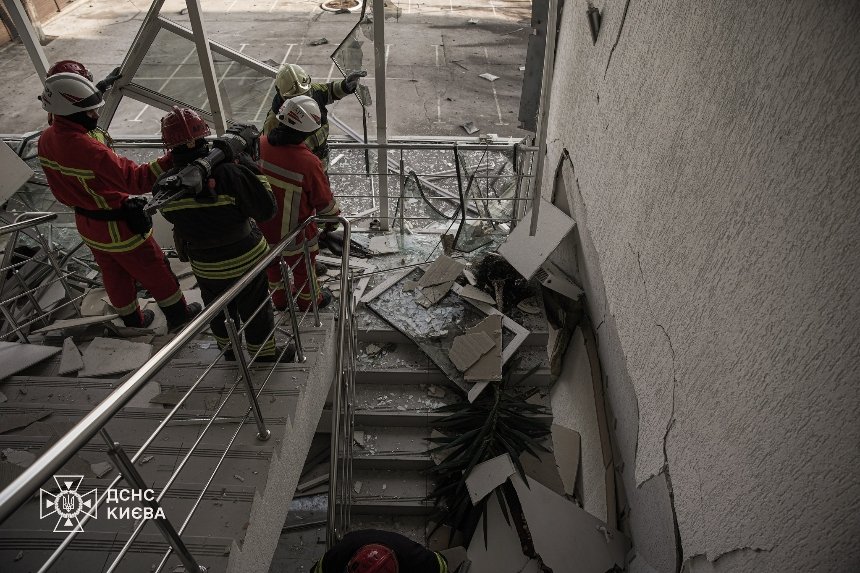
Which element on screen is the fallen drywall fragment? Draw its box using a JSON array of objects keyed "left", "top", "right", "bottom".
[
  {"left": 0, "top": 341, "right": 63, "bottom": 380},
  {"left": 79, "top": 337, "right": 153, "bottom": 377},
  {"left": 465, "top": 453, "right": 515, "bottom": 505},
  {"left": 551, "top": 423, "right": 581, "bottom": 497},
  {"left": 80, "top": 288, "right": 109, "bottom": 316},
  {"left": 368, "top": 235, "right": 400, "bottom": 255},
  {"left": 58, "top": 337, "right": 84, "bottom": 376},
  {"left": 464, "top": 314, "right": 503, "bottom": 382},
  {"left": 479, "top": 72, "right": 499, "bottom": 82},
  {"left": 0, "top": 411, "right": 51, "bottom": 434},
  {"left": 462, "top": 121, "right": 479, "bottom": 135},
  {"left": 90, "top": 461, "right": 113, "bottom": 478},
  {"left": 449, "top": 331, "right": 496, "bottom": 372},
  {"left": 417, "top": 255, "right": 466, "bottom": 288},
  {"left": 459, "top": 284, "right": 496, "bottom": 306},
  {"left": 32, "top": 314, "right": 120, "bottom": 335}
]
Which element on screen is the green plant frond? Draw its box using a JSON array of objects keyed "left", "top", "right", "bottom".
[{"left": 495, "top": 486, "right": 511, "bottom": 526}]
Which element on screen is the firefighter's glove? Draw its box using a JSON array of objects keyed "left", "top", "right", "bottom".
[
  {"left": 96, "top": 67, "right": 122, "bottom": 93},
  {"left": 343, "top": 70, "right": 367, "bottom": 94},
  {"left": 323, "top": 221, "right": 340, "bottom": 233}
]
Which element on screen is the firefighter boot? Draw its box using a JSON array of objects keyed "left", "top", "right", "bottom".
[
  {"left": 120, "top": 308, "right": 156, "bottom": 329},
  {"left": 162, "top": 300, "right": 203, "bottom": 331}
]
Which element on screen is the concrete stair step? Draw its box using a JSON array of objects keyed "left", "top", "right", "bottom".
[{"left": 350, "top": 468, "right": 434, "bottom": 516}]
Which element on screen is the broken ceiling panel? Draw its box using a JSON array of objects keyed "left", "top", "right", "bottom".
[
  {"left": 511, "top": 475, "right": 629, "bottom": 572},
  {"left": 467, "top": 493, "right": 531, "bottom": 573},
  {"left": 58, "top": 337, "right": 84, "bottom": 376},
  {"left": 465, "top": 453, "right": 516, "bottom": 505},
  {"left": 0, "top": 143, "right": 34, "bottom": 205},
  {"left": 0, "top": 341, "right": 62, "bottom": 380},
  {"left": 458, "top": 284, "right": 496, "bottom": 306},
  {"left": 464, "top": 314, "right": 503, "bottom": 382},
  {"left": 498, "top": 199, "right": 575, "bottom": 279},
  {"left": 551, "top": 423, "right": 581, "bottom": 497},
  {"left": 31, "top": 314, "right": 120, "bottom": 334},
  {"left": 417, "top": 255, "right": 466, "bottom": 288},
  {"left": 79, "top": 337, "right": 153, "bottom": 377}
]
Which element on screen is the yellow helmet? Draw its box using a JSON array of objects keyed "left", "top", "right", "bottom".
[{"left": 275, "top": 63, "right": 312, "bottom": 98}]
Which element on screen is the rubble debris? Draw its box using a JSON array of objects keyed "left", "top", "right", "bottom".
[
  {"left": 368, "top": 235, "right": 400, "bottom": 255},
  {"left": 32, "top": 314, "right": 120, "bottom": 335},
  {"left": 467, "top": 18, "right": 479, "bottom": 24},
  {"left": 13, "top": 550, "right": 23, "bottom": 562},
  {"left": 2, "top": 448, "right": 36, "bottom": 467},
  {"left": 465, "top": 453, "right": 515, "bottom": 504},
  {"left": 309, "top": 37, "right": 329, "bottom": 46},
  {"left": 37, "top": 281, "right": 66, "bottom": 311},
  {"left": 463, "top": 268, "right": 477, "bottom": 285},
  {"left": 463, "top": 315, "right": 502, "bottom": 383},
  {"left": 519, "top": 65, "right": 526, "bottom": 71},
  {"left": 418, "top": 255, "right": 466, "bottom": 288},
  {"left": 233, "top": 474, "right": 245, "bottom": 482},
  {"left": 90, "top": 461, "right": 113, "bottom": 478},
  {"left": 330, "top": 153, "right": 345, "bottom": 166},
  {"left": 80, "top": 288, "right": 109, "bottom": 316},
  {"left": 467, "top": 494, "right": 532, "bottom": 571},
  {"left": 459, "top": 285, "right": 496, "bottom": 306},
  {"left": 473, "top": 253, "right": 532, "bottom": 311},
  {"left": 498, "top": 199, "right": 575, "bottom": 279},
  {"left": 0, "top": 391, "right": 6, "bottom": 403},
  {"left": 150, "top": 389, "right": 184, "bottom": 406},
  {"left": 551, "top": 424, "right": 581, "bottom": 497},
  {"left": 353, "top": 480, "right": 363, "bottom": 494},
  {"left": 449, "top": 331, "right": 495, "bottom": 372},
  {"left": 297, "top": 474, "right": 328, "bottom": 492},
  {"left": 511, "top": 475, "right": 629, "bottom": 572},
  {"left": 426, "top": 385, "right": 446, "bottom": 398},
  {"left": 479, "top": 72, "right": 500, "bottom": 82},
  {"left": 58, "top": 337, "right": 84, "bottom": 376},
  {"left": 365, "top": 344, "right": 382, "bottom": 356},
  {"left": 80, "top": 337, "right": 153, "bottom": 377},
  {"left": 353, "top": 430, "right": 366, "bottom": 447},
  {"left": 520, "top": 445, "right": 566, "bottom": 496},
  {"left": 461, "top": 121, "right": 479, "bottom": 135},
  {"left": 139, "top": 455, "right": 154, "bottom": 465},
  {"left": 517, "top": 297, "right": 542, "bottom": 315},
  {"left": 0, "top": 341, "right": 62, "bottom": 380},
  {"left": 0, "top": 410, "right": 51, "bottom": 434}
]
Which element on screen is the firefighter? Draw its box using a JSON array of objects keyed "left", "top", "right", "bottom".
[
  {"left": 44, "top": 60, "right": 121, "bottom": 146},
  {"left": 157, "top": 107, "right": 293, "bottom": 362},
  {"left": 258, "top": 96, "right": 341, "bottom": 312},
  {"left": 37, "top": 72, "right": 200, "bottom": 329},
  {"left": 311, "top": 529, "right": 450, "bottom": 573},
  {"left": 262, "top": 63, "right": 366, "bottom": 171}
]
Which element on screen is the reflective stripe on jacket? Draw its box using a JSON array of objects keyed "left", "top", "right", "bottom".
[
  {"left": 258, "top": 138, "right": 341, "bottom": 257},
  {"left": 38, "top": 116, "right": 171, "bottom": 253}
]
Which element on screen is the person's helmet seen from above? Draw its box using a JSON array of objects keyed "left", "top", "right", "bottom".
[
  {"left": 160, "top": 106, "right": 211, "bottom": 149},
  {"left": 40, "top": 72, "right": 104, "bottom": 116},
  {"left": 274, "top": 63, "right": 312, "bottom": 98},
  {"left": 47, "top": 59, "right": 93, "bottom": 81},
  {"left": 276, "top": 95, "right": 322, "bottom": 133},
  {"left": 346, "top": 544, "right": 398, "bottom": 573}
]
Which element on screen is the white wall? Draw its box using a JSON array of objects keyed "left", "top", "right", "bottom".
[{"left": 541, "top": 1, "right": 860, "bottom": 571}]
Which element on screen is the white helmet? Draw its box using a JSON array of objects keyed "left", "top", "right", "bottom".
[
  {"left": 276, "top": 95, "right": 321, "bottom": 133},
  {"left": 40, "top": 72, "right": 104, "bottom": 116},
  {"left": 275, "top": 63, "right": 312, "bottom": 98}
]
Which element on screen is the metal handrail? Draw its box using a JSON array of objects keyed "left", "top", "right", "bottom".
[
  {"left": 0, "top": 212, "right": 57, "bottom": 236},
  {"left": 0, "top": 214, "right": 351, "bottom": 526}
]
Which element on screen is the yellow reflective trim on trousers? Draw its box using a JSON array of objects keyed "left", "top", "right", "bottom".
[
  {"left": 435, "top": 552, "right": 448, "bottom": 573},
  {"left": 156, "top": 289, "right": 184, "bottom": 307},
  {"left": 161, "top": 195, "right": 237, "bottom": 213},
  {"left": 190, "top": 238, "right": 268, "bottom": 279},
  {"left": 38, "top": 156, "right": 95, "bottom": 179},
  {"left": 82, "top": 229, "right": 152, "bottom": 253},
  {"left": 113, "top": 299, "right": 140, "bottom": 316}
]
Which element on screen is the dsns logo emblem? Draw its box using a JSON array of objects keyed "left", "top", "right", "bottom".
[{"left": 40, "top": 475, "right": 98, "bottom": 533}]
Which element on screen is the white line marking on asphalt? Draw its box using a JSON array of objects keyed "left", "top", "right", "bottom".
[
  {"left": 435, "top": 95, "right": 443, "bottom": 124},
  {"left": 130, "top": 48, "right": 196, "bottom": 122},
  {"left": 434, "top": 45, "right": 440, "bottom": 68},
  {"left": 489, "top": 1, "right": 497, "bottom": 16},
  {"left": 269, "top": 0, "right": 280, "bottom": 12},
  {"left": 226, "top": 0, "right": 240, "bottom": 12},
  {"left": 326, "top": 62, "right": 335, "bottom": 83},
  {"left": 385, "top": 44, "right": 391, "bottom": 69},
  {"left": 254, "top": 46, "right": 294, "bottom": 122}
]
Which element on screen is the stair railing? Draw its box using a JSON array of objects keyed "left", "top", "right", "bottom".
[{"left": 0, "top": 215, "right": 351, "bottom": 573}]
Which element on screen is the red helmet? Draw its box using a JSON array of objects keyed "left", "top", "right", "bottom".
[
  {"left": 347, "top": 544, "right": 398, "bottom": 573},
  {"left": 47, "top": 60, "right": 93, "bottom": 81},
  {"left": 160, "top": 106, "right": 211, "bottom": 149}
]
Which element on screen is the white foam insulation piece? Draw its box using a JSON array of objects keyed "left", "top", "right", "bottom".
[
  {"left": 0, "top": 142, "right": 34, "bottom": 205},
  {"left": 0, "top": 341, "right": 62, "bottom": 380},
  {"left": 79, "top": 337, "right": 153, "bottom": 377},
  {"left": 498, "top": 199, "right": 575, "bottom": 279}
]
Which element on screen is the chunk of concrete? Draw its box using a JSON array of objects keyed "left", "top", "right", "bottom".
[
  {"left": 449, "top": 331, "right": 496, "bottom": 372},
  {"left": 58, "top": 337, "right": 84, "bottom": 376},
  {"left": 498, "top": 199, "right": 575, "bottom": 279},
  {"left": 0, "top": 341, "right": 62, "bottom": 380},
  {"left": 465, "top": 453, "right": 515, "bottom": 505},
  {"left": 79, "top": 337, "right": 153, "bottom": 377}
]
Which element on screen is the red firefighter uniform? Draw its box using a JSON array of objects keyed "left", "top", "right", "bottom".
[
  {"left": 38, "top": 116, "right": 189, "bottom": 326},
  {"left": 258, "top": 137, "right": 340, "bottom": 311}
]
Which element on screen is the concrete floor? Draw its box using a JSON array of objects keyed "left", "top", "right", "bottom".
[{"left": 0, "top": 0, "right": 533, "bottom": 138}]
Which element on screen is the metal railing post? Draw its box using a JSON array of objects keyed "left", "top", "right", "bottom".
[
  {"left": 301, "top": 237, "right": 321, "bottom": 327},
  {"left": 398, "top": 153, "right": 405, "bottom": 235},
  {"left": 99, "top": 429, "right": 206, "bottom": 573},
  {"left": 224, "top": 316, "right": 271, "bottom": 441},
  {"left": 278, "top": 258, "right": 305, "bottom": 362}
]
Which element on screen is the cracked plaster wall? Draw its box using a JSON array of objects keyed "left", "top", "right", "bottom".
[{"left": 540, "top": 1, "right": 860, "bottom": 571}]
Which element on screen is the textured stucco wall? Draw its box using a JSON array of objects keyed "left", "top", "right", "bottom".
[{"left": 541, "top": 1, "right": 860, "bottom": 571}]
